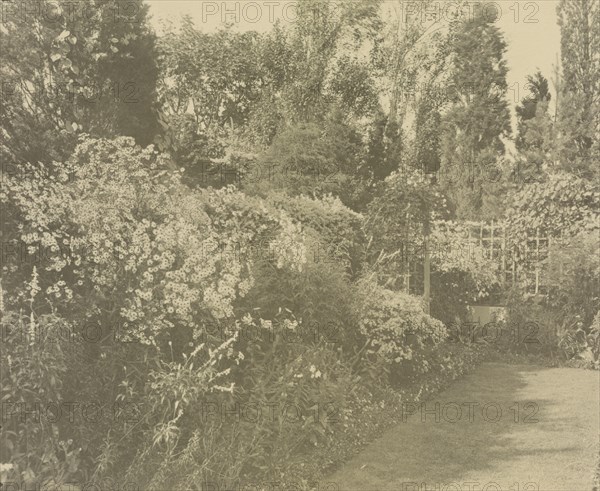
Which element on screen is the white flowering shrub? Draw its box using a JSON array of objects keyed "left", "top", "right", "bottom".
[
  {"left": 268, "top": 192, "right": 366, "bottom": 275},
  {"left": 0, "top": 136, "right": 314, "bottom": 485},
  {"left": 353, "top": 277, "right": 447, "bottom": 364},
  {"left": 1, "top": 136, "right": 307, "bottom": 348},
  {"left": 0, "top": 136, "right": 491, "bottom": 486}
]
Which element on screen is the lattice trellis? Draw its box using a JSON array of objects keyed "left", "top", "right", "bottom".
[{"left": 401, "top": 221, "right": 554, "bottom": 297}]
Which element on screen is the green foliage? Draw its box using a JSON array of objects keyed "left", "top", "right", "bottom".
[
  {"left": 429, "top": 220, "right": 500, "bottom": 298},
  {"left": 0, "top": 305, "right": 71, "bottom": 486},
  {"left": 430, "top": 270, "right": 476, "bottom": 327},
  {"left": 329, "top": 55, "right": 380, "bottom": 117},
  {"left": 544, "top": 228, "right": 600, "bottom": 327},
  {"left": 555, "top": 0, "right": 600, "bottom": 179},
  {"left": 362, "top": 111, "right": 404, "bottom": 182},
  {"left": 243, "top": 257, "right": 355, "bottom": 347},
  {"left": 393, "top": 339, "right": 488, "bottom": 392},
  {"left": 557, "top": 0, "right": 599, "bottom": 105},
  {"left": 155, "top": 113, "right": 226, "bottom": 188},
  {"left": 439, "top": 11, "right": 511, "bottom": 219},
  {"left": 244, "top": 114, "right": 370, "bottom": 210},
  {"left": 353, "top": 277, "right": 448, "bottom": 365},
  {"left": 279, "top": 0, "right": 381, "bottom": 121},
  {"left": 365, "top": 168, "right": 449, "bottom": 288},
  {"left": 505, "top": 172, "right": 599, "bottom": 242},
  {"left": 236, "top": 338, "right": 355, "bottom": 479},
  {"left": 263, "top": 119, "right": 361, "bottom": 185},
  {"left": 0, "top": 0, "right": 159, "bottom": 164},
  {"left": 157, "top": 20, "right": 264, "bottom": 133},
  {"left": 503, "top": 173, "right": 599, "bottom": 358},
  {"left": 414, "top": 97, "right": 442, "bottom": 174},
  {"left": 7, "top": 2, "right": 598, "bottom": 487},
  {"left": 516, "top": 72, "right": 552, "bottom": 130},
  {"left": 268, "top": 192, "right": 366, "bottom": 275},
  {"left": 514, "top": 100, "right": 556, "bottom": 184},
  {"left": 515, "top": 71, "right": 554, "bottom": 173},
  {"left": 554, "top": 91, "right": 600, "bottom": 179}
]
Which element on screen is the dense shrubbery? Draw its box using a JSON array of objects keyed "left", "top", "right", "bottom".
[
  {"left": 267, "top": 192, "right": 366, "bottom": 276},
  {"left": 1, "top": 136, "right": 485, "bottom": 488},
  {"left": 0, "top": 136, "right": 305, "bottom": 485},
  {"left": 2, "top": 0, "right": 598, "bottom": 486},
  {"left": 503, "top": 173, "right": 600, "bottom": 364},
  {"left": 3, "top": 134, "right": 595, "bottom": 489},
  {"left": 353, "top": 277, "right": 447, "bottom": 366}
]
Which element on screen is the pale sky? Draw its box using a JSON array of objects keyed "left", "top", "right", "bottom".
[{"left": 147, "top": 1, "right": 562, "bottom": 126}]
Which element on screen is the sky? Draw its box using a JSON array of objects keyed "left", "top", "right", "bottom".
[{"left": 146, "top": 1, "right": 562, "bottom": 127}]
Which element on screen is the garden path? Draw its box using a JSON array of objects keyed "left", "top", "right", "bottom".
[{"left": 328, "top": 363, "right": 599, "bottom": 491}]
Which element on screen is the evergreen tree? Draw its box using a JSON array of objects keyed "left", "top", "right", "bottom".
[
  {"left": 555, "top": 0, "right": 600, "bottom": 178},
  {"left": 439, "top": 10, "right": 511, "bottom": 219},
  {"left": 516, "top": 71, "right": 552, "bottom": 150},
  {"left": 512, "top": 72, "right": 554, "bottom": 183}
]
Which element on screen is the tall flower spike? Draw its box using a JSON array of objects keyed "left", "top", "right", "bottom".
[
  {"left": 29, "top": 311, "right": 36, "bottom": 347},
  {"left": 29, "top": 266, "right": 40, "bottom": 305}
]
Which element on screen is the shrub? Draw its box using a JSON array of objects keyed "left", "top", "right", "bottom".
[
  {"left": 543, "top": 226, "right": 600, "bottom": 328},
  {"left": 502, "top": 174, "right": 599, "bottom": 358},
  {"left": 505, "top": 172, "right": 599, "bottom": 241},
  {"left": 364, "top": 169, "right": 449, "bottom": 290},
  {"left": 0, "top": 136, "right": 315, "bottom": 484},
  {"left": 396, "top": 341, "right": 489, "bottom": 396},
  {"left": 1, "top": 136, "right": 308, "bottom": 347},
  {"left": 242, "top": 253, "right": 356, "bottom": 348},
  {"left": 353, "top": 277, "right": 447, "bottom": 368},
  {"left": 267, "top": 192, "right": 366, "bottom": 276}
]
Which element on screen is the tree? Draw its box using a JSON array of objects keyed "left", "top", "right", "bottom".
[
  {"left": 439, "top": 10, "right": 511, "bottom": 219},
  {"left": 555, "top": 0, "right": 600, "bottom": 178},
  {"left": 0, "top": 0, "right": 159, "bottom": 164},
  {"left": 557, "top": 0, "right": 599, "bottom": 105},
  {"left": 516, "top": 71, "right": 552, "bottom": 150},
  {"left": 245, "top": 2, "right": 381, "bottom": 144},
  {"left": 88, "top": 0, "right": 160, "bottom": 146},
  {"left": 157, "top": 19, "right": 264, "bottom": 135},
  {"left": 247, "top": 110, "right": 364, "bottom": 203},
  {"left": 280, "top": 0, "right": 381, "bottom": 122},
  {"left": 512, "top": 72, "right": 554, "bottom": 183},
  {"left": 362, "top": 110, "right": 403, "bottom": 182}
]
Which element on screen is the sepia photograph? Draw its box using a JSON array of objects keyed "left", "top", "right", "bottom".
[{"left": 0, "top": 0, "right": 599, "bottom": 490}]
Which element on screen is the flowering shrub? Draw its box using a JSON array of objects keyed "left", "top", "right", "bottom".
[
  {"left": 268, "top": 192, "right": 366, "bottom": 275},
  {"left": 1, "top": 136, "right": 307, "bottom": 349},
  {"left": 0, "top": 135, "right": 497, "bottom": 488},
  {"left": 353, "top": 277, "right": 447, "bottom": 364}
]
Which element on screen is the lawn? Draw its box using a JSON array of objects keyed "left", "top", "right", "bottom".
[{"left": 328, "top": 363, "right": 600, "bottom": 491}]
